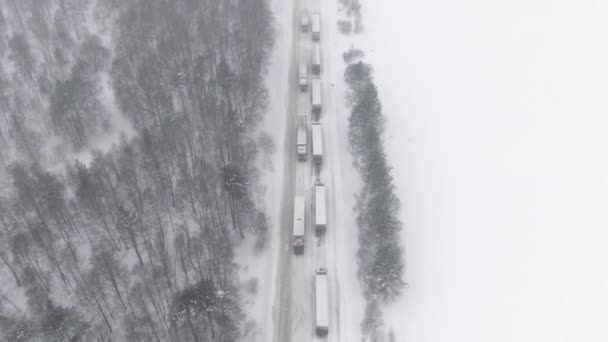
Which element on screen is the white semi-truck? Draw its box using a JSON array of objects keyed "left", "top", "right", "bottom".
[
  {"left": 311, "top": 78, "right": 321, "bottom": 114},
  {"left": 296, "top": 116, "right": 307, "bottom": 160},
  {"left": 312, "top": 44, "right": 321, "bottom": 75},
  {"left": 314, "top": 183, "right": 326, "bottom": 235},
  {"left": 311, "top": 13, "right": 321, "bottom": 41},
  {"left": 315, "top": 268, "right": 329, "bottom": 335},
  {"left": 311, "top": 122, "right": 323, "bottom": 164},
  {"left": 292, "top": 196, "right": 305, "bottom": 254}
]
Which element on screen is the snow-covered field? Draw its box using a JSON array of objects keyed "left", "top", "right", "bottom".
[{"left": 359, "top": 0, "right": 608, "bottom": 341}]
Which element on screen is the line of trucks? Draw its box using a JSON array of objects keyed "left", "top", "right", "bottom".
[
  {"left": 295, "top": 10, "right": 329, "bottom": 337},
  {"left": 296, "top": 117, "right": 323, "bottom": 164},
  {"left": 292, "top": 182, "right": 326, "bottom": 254},
  {"left": 292, "top": 190, "right": 328, "bottom": 336}
]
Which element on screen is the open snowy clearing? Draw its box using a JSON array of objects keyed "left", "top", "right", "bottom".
[{"left": 359, "top": 0, "right": 608, "bottom": 341}]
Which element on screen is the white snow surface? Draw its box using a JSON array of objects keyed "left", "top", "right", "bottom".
[
  {"left": 318, "top": 0, "right": 365, "bottom": 341},
  {"left": 358, "top": 0, "right": 608, "bottom": 341},
  {"left": 234, "top": 0, "right": 291, "bottom": 340}
]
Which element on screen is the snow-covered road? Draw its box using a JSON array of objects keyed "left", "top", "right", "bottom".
[{"left": 269, "top": 0, "right": 365, "bottom": 341}]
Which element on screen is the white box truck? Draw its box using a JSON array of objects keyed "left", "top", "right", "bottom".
[
  {"left": 299, "top": 63, "right": 308, "bottom": 91},
  {"left": 311, "top": 78, "right": 321, "bottom": 114},
  {"left": 312, "top": 13, "right": 321, "bottom": 41},
  {"left": 296, "top": 116, "right": 307, "bottom": 161},
  {"left": 315, "top": 268, "right": 329, "bottom": 335},
  {"left": 311, "top": 122, "right": 323, "bottom": 164},
  {"left": 292, "top": 196, "right": 305, "bottom": 254},
  {"left": 312, "top": 44, "right": 321, "bottom": 75},
  {"left": 314, "top": 184, "right": 326, "bottom": 235}
]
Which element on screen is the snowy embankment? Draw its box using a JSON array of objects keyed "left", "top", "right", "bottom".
[
  {"left": 0, "top": 0, "right": 276, "bottom": 339},
  {"left": 234, "top": 0, "right": 290, "bottom": 340},
  {"left": 359, "top": 0, "right": 608, "bottom": 341},
  {"left": 319, "top": 0, "right": 367, "bottom": 341}
]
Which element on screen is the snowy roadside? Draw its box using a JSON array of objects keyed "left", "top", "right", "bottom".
[
  {"left": 318, "top": 0, "right": 367, "bottom": 341},
  {"left": 325, "top": 1, "right": 410, "bottom": 341},
  {"left": 234, "top": 0, "right": 291, "bottom": 340}
]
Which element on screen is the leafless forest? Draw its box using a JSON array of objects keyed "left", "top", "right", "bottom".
[{"left": 0, "top": 0, "right": 274, "bottom": 340}]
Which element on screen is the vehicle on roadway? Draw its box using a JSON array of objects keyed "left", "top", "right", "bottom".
[
  {"left": 314, "top": 183, "right": 326, "bottom": 235},
  {"left": 300, "top": 11, "right": 309, "bottom": 32},
  {"left": 311, "top": 12, "right": 321, "bottom": 41},
  {"left": 315, "top": 268, "right": 329, "bottom": 335},
  {"left": 292, "top": 195, "right": 305, "bottom": 254},
  {"left": 296, "top": 115, "right": 307, "bottom": 161},
  {"left": 312, "top": 44, "right": 321, "bottom": 75},
  {"left": 299, "top": 62, "right": 308, "bottom": 91},
  {"left": 311, "top": 78, "right": 321, "bottom": 115},
  {"left": 311, "top": 122, "right": 323, "bottom": 164}
]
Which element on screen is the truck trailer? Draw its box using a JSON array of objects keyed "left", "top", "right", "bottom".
[
  {"left": 314, "top": 184, "right": 326, "bottom": 235},
  {"left": 300, "top": 11, "right": 309, "bottom": 32},
  {"left": 296, "top": 116, "right": 307, "bottom": 160},
  {"left": 315, "top": 268, "right": 329, "bottom": 335},
  {"left": 292, "top": 196, "right": 305, "bottom": 254},
  {"left": 311, "top": 122, "right": 323, "bottom": 164},
  {"left": 311, "top": 78, "right": 321, "bottom": 114},
  {"left": 312, "top": 44, "right": 321, "bottom": 75},
  {"left": 311, "top": 13, "right": 321, "bottom": 41},
  {"left": 299, "top": 62, "right": 308, "bottom": 91}
]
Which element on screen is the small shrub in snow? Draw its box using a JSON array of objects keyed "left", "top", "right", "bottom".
[
  {"left": 254, "top": 212, "right": 269, "bottom": 252},
  {"left": 258, "top": 132, "right": 275, "bottom": 155},
  {"left": 338, "top": 20, "right": 352, "bottom": 34},
  {"left": 246, "top": 277, "right": 258, "bottom": 295},
  {"left": 343, "top": 47, "right": 365, "bottom": 64}
]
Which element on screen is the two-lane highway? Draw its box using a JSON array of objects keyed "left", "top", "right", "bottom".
[
  {"left": 273, "top": 0, "right": 344, "bottom": 341},
  {"left": 272, "top": 0, "right": 301, "bottom": 340}
]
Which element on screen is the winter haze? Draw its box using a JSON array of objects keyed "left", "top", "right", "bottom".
[
  {"left": 361, "top": 0, "right": 608, "bottom": 341},
  {"left": 0, "top": 0, "right": 606, "bottom": 340}
]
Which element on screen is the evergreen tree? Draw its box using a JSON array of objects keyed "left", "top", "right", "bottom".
[
  {"left": 5, "top": 320, "right": 34, "bottom": 342},
  {"left": 345, "top": 61, "right": 406, "bottom": 335},
  {"left": 371, "top": 242, "right": 405, "bottom": 302},
  {"left": 39, "top": 303, "right": 90, "bottom": 342}
]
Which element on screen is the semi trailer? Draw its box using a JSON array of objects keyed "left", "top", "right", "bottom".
[
  {"left": 300, "top": 11, "right": 309, "bottom": 32},
  {"left": 299, "top": 62, "right": 308, "bottom": 91},
  {"left": 314, "top": 183, "right": 326, "bottom": 235},
  {"left": 296, "top": 116, "right": 307, "bottom": 160},
  {"left": 311, "top": 78, "right": 321, "bottom": 114},
  {"left": 292, "top": 196, "right": 305, "bottom": 254},
  {"left": 311, "top": 13, "right": 321, "bottom": 41},
  {"left": 311, "top": 122, "right": 323, "bottom": 164},
  {"left": 315, "top": 268, "right": 329, "bottom": 335},
  {"left": 312, "top": 44, "right": 321, "bottom": 75}
]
